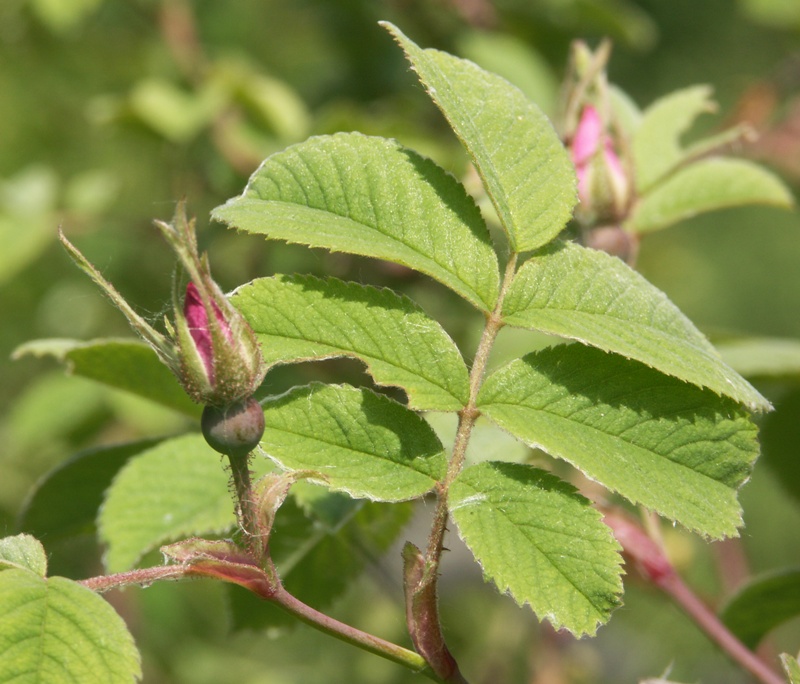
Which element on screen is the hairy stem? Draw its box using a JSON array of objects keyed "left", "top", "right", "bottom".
[
  {"left": 80, "top": 565, "right": 190, "bottom": 592},
  {"left": 401, "top": 255, "right": 517, "bottom": 683},
  {"left": 227, "top": 451, "right": 263, "bottom": 559},
  {"left": 424, "top": 253, "right": 517, "bottom": 568}
]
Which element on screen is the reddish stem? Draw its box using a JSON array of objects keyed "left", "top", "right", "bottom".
[{"left": 604, "top": 512, "right": 784, "bottom": 684}]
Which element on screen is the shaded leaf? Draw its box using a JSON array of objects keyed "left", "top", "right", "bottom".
[
  {"left": 212, "top": 132, "right": 499, "bottom": 311},
  {"left": 99, "top": 434, "right": 235, "bottom": 573},
  {"left": 228, "top": 496, "right": 412, "bottom": 630},
  {"left": 13, "top": 338, "right": 199, "bottom": 417},
  {"left": 18, "top": 439, "right": 161, "bottom": 542},
  {"left": 477, "top": 344, "right": 759, "bottom": 538},
  {"left": 260, "top": 384, "right": 445, "bottom": 501},
  {"left": 449, "top": 461, "right": 622, "bottom": 635},
  {"left": 502, "top": 241, "right": 770, "bottom": 411},
  {"left": 628, "top": 158, "right": 793, "bottom": 234},
  {"left": 233, "top": 274, "right": 469, "bottom": 410},
  {"left": 720, "top": 569, "right": 800, "bottom": 649},
  {"left": 0, "top": 535, "right": 47, "bottom": 577},
  {"left": 758, "top": 389, "right": 800, "bottom": 509},
  {"left": 384, "top": 22, "right": 576, "bottom": 253},
  {"left": 0, "top": 569, "right": 141, "bottom": 683}
]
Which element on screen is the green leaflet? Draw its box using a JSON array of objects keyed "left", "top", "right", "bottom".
[
  {"left": 477, "top": 344, "right": 759, "bottom": 538},
  {"left": 260, "top": 384, "right": 446, "bottom": 502},
  {"left": 449, "top": 462, "right": 622, "bottom": 636},
  {"left": 628, "top": 157, "right": 793, "bottom": 233},
  {"left": 13, "top": 338, "right": 199, "bottom": 417},
  {"left": 99, "top": 434, "right": 236, "bottom": 573},
  {"left": 383, "top": 22, "right": 576, "bottom": 253},
  {"left": 212, "top": 132, "right": 499, "bottom": 311},
  {"left": 18, "top": 439, "right": 161, "bottom": 544},
  {"left": 502, "top": 241, "right": 770, "bottom": 411},
  {"left": 720, "top": 568, "right": 800, "bottom": 649},
  {"left": 783, "top": 653, "right": 800, "bottom": 684},
  {"left": 632, "top": 85, "right": 715, "bottom": 193},
  {"left": 0, "top": 569, "right": 141, "bottom": 683},
  {"left": 232, "top": 274, "right": 469, "bottom": 411},
  {"left": 0, "top": 535, "right": 47, "bottom": 576}
]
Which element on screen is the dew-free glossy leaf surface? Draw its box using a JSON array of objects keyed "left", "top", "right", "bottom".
[
  {"left": 502, "top": 241, "right": 770, "bottom": 411},
  {"left": 628, "top": 158, "right": 793, "bottom": 233},
  {"left": 233, "top": 275, "right": 469, "bottom": 410},
  {"left": 260, "top": 384, "right": 445, "bottom": 502},
  {"left": 384, "top": 23, "right": 576, "bottom": 253},
  {"left": 212, "top": 132, "right": 499, "bottom": 311},
  {"left": 450, "top": 461, "right": 622, "bottom": 635},
  {"left": 99, "top": 434, "right": 235, "bottom": 573},
  {"left": 720, "top": 569, "right": 800, "bottom": 648},
  {"left": 0, "top": 569, "right": 141, "bottom": 683},
  {"left": 13, "top": 338, "right": 199, "bottom": 417},
  {"left": 477, "top": 345, "right": 759, "bottom": 537}
]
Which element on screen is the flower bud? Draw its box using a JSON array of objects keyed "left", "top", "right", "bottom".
[
  {"left": 59, "top": 202, "right": 266, "bottom": 409},
  {"left": 570, "top": 104, "right": 631, "bottom": 224}
]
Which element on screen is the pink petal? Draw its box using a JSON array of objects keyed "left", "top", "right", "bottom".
[
  {"left": 185, "top": 282, "right": 214, "bottom": 375},
  {"left": 572, "top": 105, "right": 603, "bottom": 166}
]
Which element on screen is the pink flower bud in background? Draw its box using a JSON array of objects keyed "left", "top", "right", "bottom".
[{"left": 570, "top": 105, "right": 631, "bottom": 224}]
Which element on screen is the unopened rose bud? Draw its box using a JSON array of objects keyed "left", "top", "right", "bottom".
[
  {"left": 570, "top": 104, "right": 631, "bottom": 224},
  {"left": 59, "top": 202, "right": 266, "bottom": 411}
]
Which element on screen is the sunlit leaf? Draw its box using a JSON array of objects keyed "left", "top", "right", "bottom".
[
  {"left": 212, "top": 132, "right": 499, "bottom": 311},
  {"left": 0, "top": 569, "right": 141, "bottom": 683},
  {"left": 503, "top": 241, "right": 770, "bottom": 411},
  {"left": 233, "top": 275, "right": 469, "bottom": 410},
  {"left": 628, "top": 158, "right": 793, "bottom": 233},
  {"left": 99, "top": 434, "right": 234, "bottom": 573},
  {"left": 450, "top": 461, "right": 622, "bottom": 635},
  {"left": 477, "top": 344, "right": 759, "bottom": 538},
  {"left": 13, "top": 338, "right": 199, "bottom": 417},
  {"left": 0, "top": 535, "right": 47, "bottom": 577},
  {"left": 384, "top": 22, "right": 576, "bottom": 253},
  {"left": 260, "top": 384, "right": 445, "bottom": 502}
]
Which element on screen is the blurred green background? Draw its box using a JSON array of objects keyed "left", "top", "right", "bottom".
[{"left": 2, "top": 1, "right": 800, "bottom": 682}]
